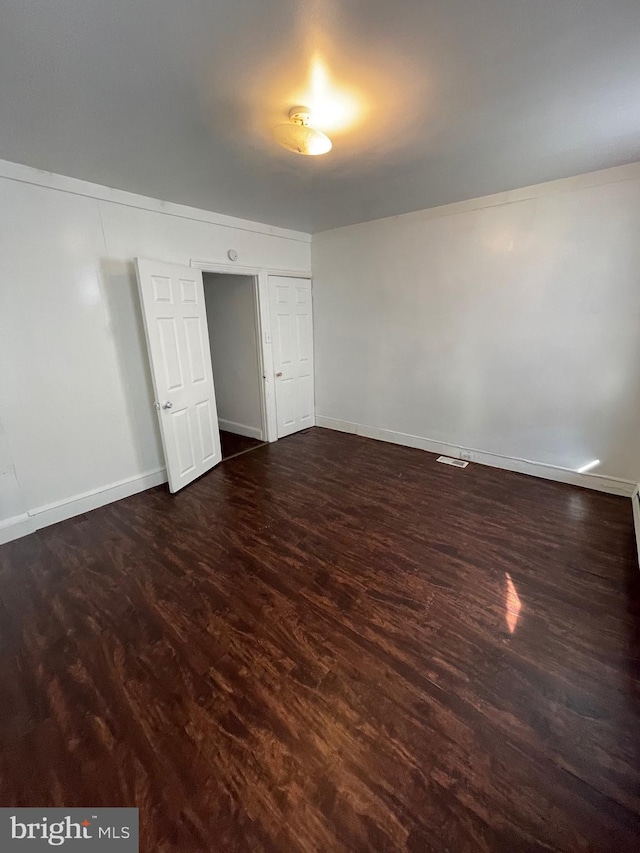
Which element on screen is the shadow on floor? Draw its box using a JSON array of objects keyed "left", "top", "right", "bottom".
[{"left": 220, "top": 430, "right": 265, "bottom": 460}]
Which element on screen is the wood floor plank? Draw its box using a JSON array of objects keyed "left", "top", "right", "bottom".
[{"left": 0, "top": 427, "right": 639, "bottom": 851}]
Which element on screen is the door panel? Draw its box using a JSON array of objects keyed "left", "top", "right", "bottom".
[
  {"left": 184, "top": 317, "right": 206, "bottom": 383},
  {"left": 296, "top": 313, "right": 312, "bottom": 362},
  {"left": 196, "top": 399, "right": 217, "bottom": 462},
  {"left": 157, "top": 318, "right": 183, "bottom": 389},
  {"left": 136, "top": 259, "right": 222, "bottom": 492},
  {"left": 173, "top": 408, "right": 196, "bottom": 476},
  {"left": 276, "top": 314, "right": 293, "bottom": 365},
  {"left": 269, "top": 276, "right": 315, "bottom": 438}
]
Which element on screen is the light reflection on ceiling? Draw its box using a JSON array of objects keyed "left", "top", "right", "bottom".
[
  {"left": 257, "top": 0, "right": 429, "bottom": 163},
  {"left": 4, "top": 0, "right": 640, "bottom": 230},
  {"left": 293, "top": 54, "right": 366, "bottom": 136}
]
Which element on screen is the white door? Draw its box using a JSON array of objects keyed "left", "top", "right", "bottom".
[
  {"left": 269, "top": 276, "right": 315, "bottom": 438},
  {"left": 135, "top": 259, "right": 222, "bottom": 492}
]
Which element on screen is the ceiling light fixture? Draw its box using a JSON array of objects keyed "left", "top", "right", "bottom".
[{"left": 273, "top": 107, "right": 332, "bottom": 156}]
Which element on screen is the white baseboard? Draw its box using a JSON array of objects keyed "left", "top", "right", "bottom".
[
  {"left": 315, "top": 416, "right": 637, "bottom": 498},
  {"left": 0, "top": 467, "right": 167, "bottom": 546},
  {"left": 0, "top": 513, "right": 36, "bottom": 544},
  {"left": 632, "top": 486, "right": 640, "bottom": 569},
  {"left": 218, "top": 419, "right": 263, "bottom": 441}
]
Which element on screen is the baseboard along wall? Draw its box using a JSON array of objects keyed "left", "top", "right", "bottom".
[
  {"left": 315, "top": 416, "right": 637, "bottom": 498},
  {"left": 0, "top": 420, "right": 260, "bottom": 546},
  {"left": 2, "top": 423, "right": 637, "bottom": 554},
  {"left": 0, "top": 468, "right": 167, "bottom": 546},
  {"left": 217, "top": 419, "right": 264, "bottom": 441},
  {"left": 632, "top": 486, "right": 640, "bottom": 569}
]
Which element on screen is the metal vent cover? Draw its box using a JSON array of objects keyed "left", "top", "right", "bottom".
[{"left": 436, "top": 456, "right": 469, "bottom": 468}]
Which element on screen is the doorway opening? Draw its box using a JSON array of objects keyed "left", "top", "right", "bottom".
[
  {"left": 202, "top": 272, "right": 266, "bottom": 461},
  {"left": 135, "top": 258, "right": 315, "bottom": 493}
]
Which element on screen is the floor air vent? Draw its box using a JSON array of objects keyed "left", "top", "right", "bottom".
[{"left": 436, "top": 456, "right": 469, "bottom": 468}]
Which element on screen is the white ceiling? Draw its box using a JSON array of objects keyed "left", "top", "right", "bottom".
[{"left": 2, "top": 0, "right": 639, "bottom": 233}]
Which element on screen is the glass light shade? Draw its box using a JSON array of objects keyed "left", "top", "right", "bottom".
[{"left": 273, "top": 122, "right": 332, "bottom": 155}]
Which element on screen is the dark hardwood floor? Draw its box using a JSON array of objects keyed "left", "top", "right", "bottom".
[
  {"left": 0, "top": 427, "right": 639, "bottom": 852},
  {"left": 219, "top": 429, "right": 265, "bottom": 460}
]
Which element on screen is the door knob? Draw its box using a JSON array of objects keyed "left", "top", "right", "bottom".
[
  {"left": 276, "top": 372, "right": 283, "bottom": 378},
  {"left": 161, "top": 401, "right": 173, "bottom": 409}
]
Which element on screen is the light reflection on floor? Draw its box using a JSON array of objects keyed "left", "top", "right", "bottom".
[{"left": 505, "top": 573, "right": 522, "bottom": 634}]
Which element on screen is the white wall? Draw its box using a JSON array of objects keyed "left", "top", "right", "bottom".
[
  {"left": 0, "top": 160, "right": 310, "bottom": 542},
  {"left": 312, "top": 162, "right": 640, "bottom": 491},
  {"left": 203, "top": 274, "right": 263, "bottom": 439}
]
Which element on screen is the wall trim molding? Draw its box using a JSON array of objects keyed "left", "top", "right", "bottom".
[
  {"left": 632, "top": 485, "right": 640, "bottom": 569},
  {"left": 2, "top": 430, "right": 635, "bottom": 548},
  {"left": 192, "top": 260, "right": 312, "bottom": 278},
  {"left": 0, "top": 158, "right": 311, "bottom": 244},
  {"left": 317, "top": 160, "right": 640, "bottom": 235},
  {"left": 0, "top": 467, "right": 168, "bottom": 546},
  {"left": 0, "top": 513, "right": 34, "bottom": 543},
  {"left": 316, "top": 416, "right": 637, "bottom": 497},
  {"left": 218, "top": 420, "right": 264, "bottom": 441}
]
